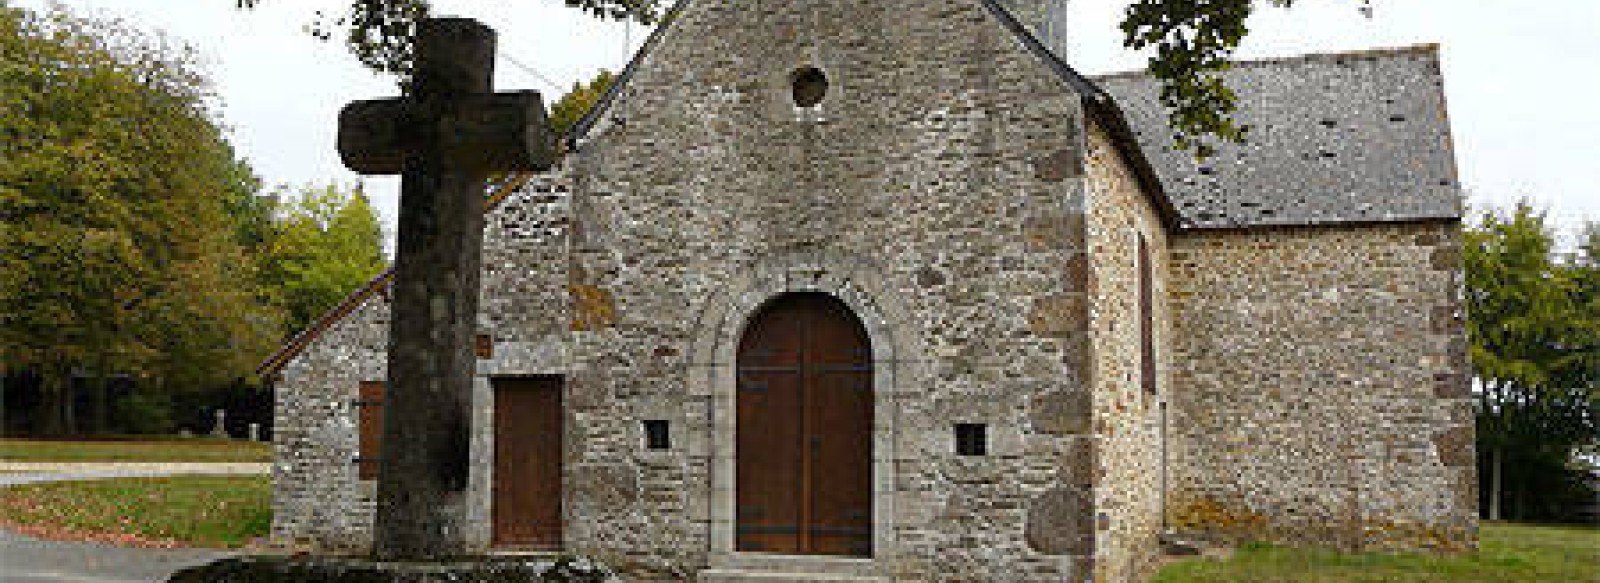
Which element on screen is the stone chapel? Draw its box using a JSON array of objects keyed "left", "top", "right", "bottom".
[{"left": 261, "top": 0, "right": 1477, "bottom": 581}]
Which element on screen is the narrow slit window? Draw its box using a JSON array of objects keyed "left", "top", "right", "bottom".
[
  {"left": 1139, "top": 234, "right": 1157, "bottom": 395},
  {"left": 644, "top": 420, "right": 671, "bottom": 450},
  {"left": 955, "top": 423, "right": 988, "bottom": 456}
]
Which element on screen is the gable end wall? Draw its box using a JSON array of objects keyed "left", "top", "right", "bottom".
[{"left": 560, "top": 0, "right": 1109, "bottom": 578}]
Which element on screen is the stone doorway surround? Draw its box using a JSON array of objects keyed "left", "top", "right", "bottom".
[{"left": 686, "top": 248, "right": 922, "bottom": 580}]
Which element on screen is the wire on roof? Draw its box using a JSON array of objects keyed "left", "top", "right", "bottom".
[{"left": 499, "top": 53, "right": 564, "bottom": 92}]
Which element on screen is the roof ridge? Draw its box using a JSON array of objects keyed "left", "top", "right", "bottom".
[{"left": 1090, "top": 43, "right": 1441, "bottom": 81}]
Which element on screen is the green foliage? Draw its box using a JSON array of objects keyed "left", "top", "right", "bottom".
[
  {"left": 1465, "top": 204, "right": 1599, "bottom": 520},
  {"left": 1121, "top": 0, "right": 1372, "bottom": 157},
  {"left": 549, "top": 70, "right": 616, "bottom": 138},
  {"left": 115, "top": 392, "right": 176, "bottom": 435},
  {"left": 259, "top": 183, "right": 388, "bottom": 337},
  {"left": 1466, "top": 204, "right": 1597, "bottom": 451},
  {"left": 0, "top": 2, "right": 282, "bottom": 434}
]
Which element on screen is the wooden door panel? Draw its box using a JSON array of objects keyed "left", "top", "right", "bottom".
[
  {"left": 493, "top": 376, "right": 563, "bottom": 550},
  {"left": 736, "top": 369, "right": 804, "bottom": 554},
  {"left": 736, "top": 293, "right": 872, "bottom": 557},
  {"left": 806, "top": 369, "right": 874, "bottom": 556}
]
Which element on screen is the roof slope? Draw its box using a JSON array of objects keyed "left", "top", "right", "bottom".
[{"left": 1095, "top": 45, "right": 1463, "bottom": 229}]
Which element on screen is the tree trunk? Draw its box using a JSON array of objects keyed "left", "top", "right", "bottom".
[
  {"left": 1489, "top": 447, "right": 1502, "bottom": 521},
  {"left": 1513, "top": 465, "right": 1526, "bottom": 521},
  {"left": 37, "top": 367, "right": 66, "bottom": 437},
  {"left": 0, "top": 366, "right": 8, "bottom": 438},
  {"left": 62, "top": 372, "right": 77, "bottom": 436},
  {"left": 91, "top": 372, "right": 109, "bottom": 435}
]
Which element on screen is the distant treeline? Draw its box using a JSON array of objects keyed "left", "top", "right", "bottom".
[{"left": 0, "top": 3, "right": 385, "bottom": 437}]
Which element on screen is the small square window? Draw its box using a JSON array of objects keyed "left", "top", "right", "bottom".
[
  {"left": 644, "top": 420, "right": 671, "bottom": 451},
  {"left": 955, "top": 423, "right": 988, "bottom": 457}
]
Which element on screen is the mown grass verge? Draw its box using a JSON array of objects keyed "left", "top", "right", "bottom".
[
  {"left": 0, "top": 475, "right": 270, "bottom": 548},
  {"left": 1155, "top": 522, "right": 1599, "bottom": 582},
  {"left": 0, "top": 438, "right": 271, "bottom": 463}
]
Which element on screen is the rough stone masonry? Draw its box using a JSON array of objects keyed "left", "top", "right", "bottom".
[{"left": 262, "top": 1, "right": 1474, "bottom": 581}]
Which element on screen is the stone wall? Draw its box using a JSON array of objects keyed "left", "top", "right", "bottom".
[
  {"left": 561, "top": 0, "right": 1107, "bottom": 578},
  {"left": 271, "top": 291, "right": 388, "bottom": 553},
  {"left": 1084, "top": 125, "right": 1169, "bottom": 582},
  {"left": 1165, "top": 221, "right": 1476, "bottom": 552},
  {"left": 270, "top": 177, "right": 572, "bottom": 554}
]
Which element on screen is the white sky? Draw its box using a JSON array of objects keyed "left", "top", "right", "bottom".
[{"left": 16, "top": 0, "right": 1599, "bottom": 245}]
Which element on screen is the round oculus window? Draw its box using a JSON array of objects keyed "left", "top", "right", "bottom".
[{"left": 791, "top": 67, "right": 828, "bottom": 107}]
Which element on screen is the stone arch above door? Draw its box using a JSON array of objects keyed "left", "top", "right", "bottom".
[{"left": 686, "top": 247, "right": 918, "bottom": 574}]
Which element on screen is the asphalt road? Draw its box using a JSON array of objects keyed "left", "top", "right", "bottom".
[{"left": 0, "top": 468, "right": 259, "bottom": 583}]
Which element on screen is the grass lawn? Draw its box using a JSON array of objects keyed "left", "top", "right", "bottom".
[
  {"left": 1155, "top": 522, "right": 1600, "bottom": 582},
  {"left": 0, "top": 475, "right": 270, "bottom": 548},
  {"left": 0, "top": 438, "right": 271, "bottom": 463}
]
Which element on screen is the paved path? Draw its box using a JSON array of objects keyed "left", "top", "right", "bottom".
[{"left": 0, "top": 464, "right": 269, "bottom": 583}]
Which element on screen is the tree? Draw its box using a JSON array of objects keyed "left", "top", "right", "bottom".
[
  {"left": 1465, "top": 204, "right": 1599, "bottom": 521},
  {"left": 549, "top": 70, "right": 615, "bottom": 138},
  {"left": 0, "top": 1, "right": 280, "bottom": 435},
  {"left": 238, "top": 0, "right": 1371, "bottom": 153},
  {"left": 259, "top": 183, "right": 388, "bottom": 337}
]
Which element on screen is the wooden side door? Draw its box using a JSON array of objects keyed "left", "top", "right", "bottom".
[
  {"left": 736, "top": 293, "right": 873, "bottom": 556},
  {"left": 492, "top": 376, "right": 564, "bottom": 550}
]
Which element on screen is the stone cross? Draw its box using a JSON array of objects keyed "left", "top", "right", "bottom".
[
  {"left": 337, "top": 17, "right": 554, "bottom": 560},
  {"left": 209, "top": 409, "right": 228, "bottom": 438}
]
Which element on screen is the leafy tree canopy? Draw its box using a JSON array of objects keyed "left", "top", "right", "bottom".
[
  {"left": 259, "top": 183, "right": 388, "bottom": 337},
  {"left": 1, "top": 1, "right": 281, "bottom": 432},
  {"left": 1465, "top": 206, "right": 1596, "bottom": 449},
  {"left": 549, "top": 69, "right": 615, "bottom": 138}
]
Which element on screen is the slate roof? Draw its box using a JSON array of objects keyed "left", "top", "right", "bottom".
[{"left": 1094, "top": 45, "right": 1464, "bottom": 229}]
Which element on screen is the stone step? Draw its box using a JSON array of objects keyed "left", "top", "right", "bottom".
[{"left": 699, "top": 569, "right": 889, "bottom": 583}]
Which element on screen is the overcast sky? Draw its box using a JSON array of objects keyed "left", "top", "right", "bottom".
[{"left": 16, "top": 0, "right": 1598, "bottom": 245}]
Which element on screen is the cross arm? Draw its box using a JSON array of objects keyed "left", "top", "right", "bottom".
[{"left": 337, "top": 91, "right": 556, "bottom": 176}]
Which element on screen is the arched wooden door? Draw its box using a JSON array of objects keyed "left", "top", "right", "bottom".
[{"left": 736, "top": 293, "right": 874, "bottom": 557}]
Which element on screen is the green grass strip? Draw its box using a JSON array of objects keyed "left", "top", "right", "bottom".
[
  {"left": 0, "top": 475, "right": 270, "bottom": 548},
  {"left": 1155, "top": 522, "right": 1600, "bottom": 582},
  {"left": 0, "top": 439, "right": 271, "bottom": 463}
]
